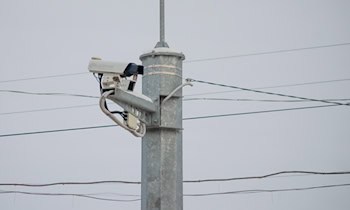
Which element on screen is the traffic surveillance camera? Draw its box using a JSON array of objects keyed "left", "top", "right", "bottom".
[
  {"left": 88, "top": 58, "right": 143, "bottom": 77},
  {"left": 87, "top": 57, "right": 153, "bottom": 137},
  {"left": 88, "top": 57, "right": 144, "bottom": 92}
]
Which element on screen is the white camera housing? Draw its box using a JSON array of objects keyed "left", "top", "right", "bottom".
[
  {"left": 88, "top": 59, "right": 129, "bottom": 74},
  {"left": 88, "top": 58, "right": 144, "bottom": 77}
]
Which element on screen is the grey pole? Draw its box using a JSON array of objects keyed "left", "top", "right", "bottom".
[
  {"left": 140, "top": 2, "right": 185, "bottom": 209},
  {"left": 156, "top": 0, "right": 169, "bottom": 48},
  {"left": 160, "top": 0, "right": 165, "bottom": 43}
]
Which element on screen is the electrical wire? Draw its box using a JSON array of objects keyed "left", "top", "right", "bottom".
[
  {"left": 1, "top": 77, "right": 349, "bottom": 116},
  {"left": 184, "top": 183, "right": 350, "bottom": 197},
  {"left": 188, "top": 79, "right": 350, "bottom": 107},
  {"left": 1, "top": 183, "right": 350, "bottom": 201},
  {"left": 0, "top": 88, "right": 348, "bottom": 116},
  {"left": 0, "top": 104, "right": 342, "bottom": 138},
  {"left": 1, "top": 98, "right": 349, "bottom": 117},
  {"left": 0, "top": 180, "right": 139, "bottom": 187},
  {"left": 183, "top": 171, "right": 350, "bottom": 183},
  {"left": 6, "top": 78, "right": 347, "bottom": 103},
  {"left": 0, "top": 90, "right": 98, "bottom": 99},
  {"left": 2, "top": 78, "right": 349, "bottom": 100},
  {"left": 0, "top": 72, "right": 88, "bottom": 84},
  {"left": 182, "top": 104, "right": 339, "bottom": 121},
  {"left": 183, "top": 78, "right": 350, "bottom": 97},
  {"left": 1, "top": 171, "right": 349, "bottom": 187},
  {"left": 0, "top": 101, "right": 116, "bottom": 116},
  {"left": 185, "top": 42, "right": 350, "bottom": 63},
  {"left": 1, "top": 42, "right": 349, "bottom": 84},
  {"left": 183, "top": 97, "right": 350, "bottom": 103},
  {"left": 0, "top": 125, "right": 117, "bottom": 138},
  {"left": 1, "top": 78, "right": 350, "bottom": 100},
  {"left": 0, "top": 190, "right": 140, "bottom": 202},
  {"left": 0, "top": 104, "right": 98, "bottom": 116},
  {"left": 83, "top": 192, "right": 139, "bottom": 197},
  {"left": 0, "top": 97, "right": 348, "bottom": 116}
]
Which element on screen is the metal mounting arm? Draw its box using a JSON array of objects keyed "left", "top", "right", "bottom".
[
  {"left": 110, "top": 88, "right": 157, "bottom": 113},
  {"left": 161, "top": 80, "right": 193, "bottom": 105},
  {"left": 108, "top": 88, "right": 157, "bottom": 125}
]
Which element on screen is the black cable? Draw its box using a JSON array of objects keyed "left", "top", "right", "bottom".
[
  {"left": 185, "top": 42, "right": 350, "bottom": 63},
  {"left": 102, "top": 91, "right": 127, "bottom": 120},
  {"left": 0, "top": 104, "right": 342, "bottom": 138},
  {"left": 1, "top": 171, "right": 349, "bottom": 187},
  {"left": 188, "top": 79, "right": 350, "bottom": 107},
  {"left": 0, "top": 190, "right": 140, "bottom": 202},
  {"left": 95, "top": 73, "right": 104, "bottom": 95},
  {"left": 184, "top": 183, "right": 350, "bottom": 197}
]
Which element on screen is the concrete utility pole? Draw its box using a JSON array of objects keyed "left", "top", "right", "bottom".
[{"left": 140, "top": 0, "right": 185, "bottom": 209}]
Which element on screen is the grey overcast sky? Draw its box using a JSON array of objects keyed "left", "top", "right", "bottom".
[{"left": 0, "top": 0, "right": 350, "bottom": 210}]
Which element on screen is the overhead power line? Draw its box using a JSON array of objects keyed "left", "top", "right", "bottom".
[
  {"left": 2, "top": 78, "right": 350, "bottom": 100},
  {"left": 0, "top": 104, "right": 98, "bottom": 116},
  {"left": 184, "top": 171, "right": 350, "bottom": 183},
  {"left": 183, "top": 97, "right": 350, "bottom": 103},
  {"left": 184, "top": 78, "right": 350, "bottom": 97},
  {"left": 182, "top": 104, "right": 339, "bottom": 120},
  {"left": 0, "top": 104, "right": 342, "bottom": 138},
  {"left": 0, "top": 90, "right": 98, "bottom": 99},
  {"left": 0, "top": 180, "right": 140, "bottom": 187},
  {"left": 0, "top": 125, "right": 117, "bottom": 138},
  {"left": 1, "top": 183, "right": 350, "bottom": 201},
  {"left": 0, "top": 100, "right": 114, "bottom": 116},
  {"left": 184, "top": 183, "right": 350, "bottom": 197},
  {"left": 1, "top": 171, "right": 349, "bottom": 187},
  {"left": 185, "top": 42, "right": 350, "bottom": 63},
  {"left": 0, "top": 72, "right": 88, "bottom": 84},
  {"left": 1, "top": 42, "right": 349, "bottom": 84},
  {"left": 0, "top": 190, "right": 140, "bottom": 202},
  {"left": 1, "top": 98, "right": 349, "bottom": 116},
  {"left": 188, "top": 78, "right": 350, "bottom": 107},
  {"left": 1, "top": 77, "right": 349, "bottom": 116}
]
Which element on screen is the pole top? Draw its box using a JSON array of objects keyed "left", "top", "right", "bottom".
[
  {"left": 140, "top": 47, "right": 185, "bottom": 60},
  {"left": 155, "top": 41, "right": 169, "bottom": 48}
]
